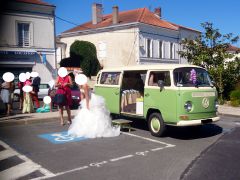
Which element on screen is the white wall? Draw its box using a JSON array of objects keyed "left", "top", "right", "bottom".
[
  {"left": 60, "top": 28, "right": 138, "bottom": 68},
  {"left": 0, "top": 13, "right": 55, "bottom": 48}
]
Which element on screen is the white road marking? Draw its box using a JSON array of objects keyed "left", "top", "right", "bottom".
[
  {"left": 0, "top": 161, "right": 39, "bottom": 179},
  {"left": 90, "top": 161, "right": 108, "bottom": 167},
  {"left": 54, "top": 166, "right": 89, "bottom": 176},
  {"left": 1, "top": 132, "right": 176, "bottom": 179},
  {"left": 39, "top": 132, "right": 176, "bottom": 179},
  {"left": 32, "top": 166, "right": 90, "bottom": 180},
  {"left": 151, "top": 147, "right": 164, "bottom": 151},
  {"left": 136, "top": 151, "right": 148, "bottom": 156},
  {"left": 0, "top": 149, "right": 17, "bottom": 161},
  {"left": 122, "top": 132, "right": 175, "bottom": 147},
  {"left": 110, "top": 155, "right": 134, "bottom": 162},
  {"left": 0, "top": 140, "right": 55, "bottom": 179}
]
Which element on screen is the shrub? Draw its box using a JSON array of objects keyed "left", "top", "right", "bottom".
[
  {"left": 59, "top": 40, "right": 101, "bottom": 78},
  {"left": 230, "top": 90, "right": 240, "bottom": 107},
  {"left": 60, "top": 57, "right": 80, "bottom": 67},
  {"left": 70, "top": 40, "right": 101, "bottom": 78}
]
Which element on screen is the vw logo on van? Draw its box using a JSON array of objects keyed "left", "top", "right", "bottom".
[{"left": 202, "top": 97, "right": 209, "bottom": 108}]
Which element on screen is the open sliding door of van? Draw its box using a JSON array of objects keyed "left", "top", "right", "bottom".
[{"left": 94, "top": 71, "right": 122, "bottom": 114}]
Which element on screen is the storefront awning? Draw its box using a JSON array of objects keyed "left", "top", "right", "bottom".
[{"left": 0, "top": 49, "right": 40, "bottom": 67}]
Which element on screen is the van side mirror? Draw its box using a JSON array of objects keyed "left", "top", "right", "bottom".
[{"left": 157, "top": 80, "right": 164, "bottom": 91}]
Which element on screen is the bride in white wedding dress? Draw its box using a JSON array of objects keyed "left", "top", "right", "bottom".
[{"left": 68, "top": 82, "right": 120, "bottom": 138}]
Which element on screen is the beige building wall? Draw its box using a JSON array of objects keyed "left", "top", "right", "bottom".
[{"left": 60, "top": 28, "right": 139, "bottom": 68}]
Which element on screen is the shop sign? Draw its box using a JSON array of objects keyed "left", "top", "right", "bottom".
[{"left": 0, "top": 50, "right": 36, "bottom": 55}]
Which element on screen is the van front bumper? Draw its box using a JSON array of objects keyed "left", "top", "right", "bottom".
[{"left": 175, "top": 117, "right": 220, "bottom": 126}]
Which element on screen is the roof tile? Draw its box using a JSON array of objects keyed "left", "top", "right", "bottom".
[{"left": 62, "top": 7, "right": 198, "bottom": 34}]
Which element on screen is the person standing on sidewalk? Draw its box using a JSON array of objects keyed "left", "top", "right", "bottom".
[
  {"left": 9, "top": 80, "right": 15, "bottom": 113},
  {"left": 0, "top": 81, "right": 11, "bottom": 116},
  {"left": 31, "top": 72, "right": 41, "bottom": 109},
  {"left": 55, "top": 67, "right": 73, "bottom": 126},
  {"left": 22, "top": 77, "right": 34, "bottom": 113},
  {"left": 17, "top": 81, "right": 24, "bottom": 110}
]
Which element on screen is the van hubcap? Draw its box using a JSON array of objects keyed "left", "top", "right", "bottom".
[{"left": 151, "top": 117, "right": 160, "bottom": 133}]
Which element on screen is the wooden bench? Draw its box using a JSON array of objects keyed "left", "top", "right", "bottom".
[{"left": 112, "top": 119, "right": 133, "bottom": 132}]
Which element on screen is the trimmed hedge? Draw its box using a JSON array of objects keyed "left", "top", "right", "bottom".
[
  {"left": 60, "top": 40, "right": 101, "bottom": 78},
  {"left": 70, "top": 40, "right": 101, "bottom": 78},
  {"left": 230, "top": 90, "right": 240, "bottom": 107}
]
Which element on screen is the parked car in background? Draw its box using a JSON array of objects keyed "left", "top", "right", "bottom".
[
  {"left": 48, "top": 82, "right": 81, "bottom": 110},
  {"left": 38, "top": 84, "right": 50, "bottom": 100},
  {"left": 13, "top": 82, "right": 81, "bottom": 109},
  {"left": 13, "top": 83, "right": 50, "bottom": 101},
  {"left": 70, "top": 83, "right": 81, "bottom": 109}
]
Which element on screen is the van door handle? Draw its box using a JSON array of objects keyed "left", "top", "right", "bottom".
[
  {"left": 145, "top": 93, "right": 149, "bottom": 97},
  {"left": 115, "top": 92, "right": 119, "bottom": 95}
]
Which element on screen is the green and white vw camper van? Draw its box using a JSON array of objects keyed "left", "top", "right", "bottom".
[{"left": 94, "top": 64, "right": 220, "bottom": 136}]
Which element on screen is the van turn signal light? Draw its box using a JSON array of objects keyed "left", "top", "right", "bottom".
[{"left": 179, "top": 115, "right": 189, "bottom": 120}]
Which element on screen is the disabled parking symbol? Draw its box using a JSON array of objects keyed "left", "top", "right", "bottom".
[{"left": 38, "top": 131, "right": 87, "bottom": 144}]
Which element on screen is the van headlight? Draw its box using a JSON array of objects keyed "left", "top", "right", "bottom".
[
  {"left": 184, "top": 101, "right": 192, "bottom": 112},
  {"left": 215, "top": 100, "right": 219, "bottom": 110}
]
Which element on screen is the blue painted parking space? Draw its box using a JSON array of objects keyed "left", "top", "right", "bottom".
[{"left": 38, "top": 131, "right": 87, "bottom": 144}]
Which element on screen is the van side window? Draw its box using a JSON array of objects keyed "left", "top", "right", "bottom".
[
  {"left": 100, "top": 72, "right": 120, "bottom": 85},
  {"left": 148, "top": 71, "right": 171, "bottom": 86}
]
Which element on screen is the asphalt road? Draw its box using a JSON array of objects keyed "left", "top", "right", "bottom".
[{"left": 0, "top": 115, "right": 239, "bottom": 180}]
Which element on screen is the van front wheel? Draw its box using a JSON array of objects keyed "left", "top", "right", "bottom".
[{"left": 148, "top": 113, "right": 165, "bottom": 137}]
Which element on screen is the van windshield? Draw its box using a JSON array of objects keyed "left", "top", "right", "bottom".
[{"left": 173, "top": 67, "right": 212, "bottom": 87}]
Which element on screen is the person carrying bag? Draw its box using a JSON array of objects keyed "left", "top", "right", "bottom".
[
  {"left": 55, "top": 70, "right": 73, "bottom": 126},
  {"left": 54, "top": 87, "right": 66, "bottom": 106}
]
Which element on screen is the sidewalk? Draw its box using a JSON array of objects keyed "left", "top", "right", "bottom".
[
  {"left": 217, "top": 105, "right": 240, "bottom": 117},
  {"left": 0, "top": 105, "right": 239, "bottom": 126},
  {"left": 0, "top": 109, "right": 79, "bottom": 127}
]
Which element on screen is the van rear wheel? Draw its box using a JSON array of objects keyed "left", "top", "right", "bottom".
[{"left": 148, "top": 112, "right": 165, "bottom": 137}]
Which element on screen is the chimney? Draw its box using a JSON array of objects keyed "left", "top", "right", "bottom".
[
  {"left": 92, "top": 3, "right": 103, "bottom": 25},
  {"left": 112, "top": 6, "right": 119, "bottom": 24},
  {"left": 154, "top": 7, "right": 161, "bottom": 18}
]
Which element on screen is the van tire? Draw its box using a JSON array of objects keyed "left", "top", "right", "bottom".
[{"left": 148, "top": 112, "right": 165, "bottom": 137}]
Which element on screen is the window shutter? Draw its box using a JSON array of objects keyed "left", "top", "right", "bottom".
[{"left": 18, "top": 23, "right": 30, "bottom": 47}]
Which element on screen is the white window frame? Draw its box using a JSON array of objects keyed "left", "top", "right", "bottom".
[
  {"left": 158, "top": 41, "right": 163, "bottom": 59},
  {"left": 17, "top": 22, "right": 30, "bottom": 47},
  {"left": 170, "top": 42, "right": 175, "bottom": 59},
  {"left": 146, "top": 38, "right": 153, "bottom": 58}
]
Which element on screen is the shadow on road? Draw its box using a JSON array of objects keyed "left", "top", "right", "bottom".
[
  {"left": 118, "top": 116, "right": 223, "bottom": 140},
  {"left": 164, "top": 124, "right": 223, "bottom": 140}
]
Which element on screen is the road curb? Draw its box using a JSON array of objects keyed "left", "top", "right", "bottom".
[
  {"left": 0, "top": 112, "right": 239, "bottom": 127},
  {"left": 218, "top": 113, "right": 240, "bottom": 118},
  {"left": 0, "top": 115, "right": 75, "bottom": 127}
]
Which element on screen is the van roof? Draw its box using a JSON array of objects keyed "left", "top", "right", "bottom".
[{"left": 100, "top": 64, "right": 202, "bottom": 72}]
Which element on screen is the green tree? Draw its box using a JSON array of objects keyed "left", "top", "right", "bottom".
[
  {"left": 179, "top": 22, "right": 240, "bottom": 103},
  {"left": 70, "top": 40, "right": 101, "bottom": 78},
  {"left": 60, "top": 40, "right": 101, "bottom": 78}
]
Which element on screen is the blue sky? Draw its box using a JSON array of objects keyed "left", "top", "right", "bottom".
[{"left": 46, "top": 0, "right": 240, "bottom": 47}]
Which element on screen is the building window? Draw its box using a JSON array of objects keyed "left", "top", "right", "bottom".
[
  {"left": 170, "top": 42, "right": 174, "bottom": 59},
  {"left": 146, "top": 39, "right": 153, "bottom": 58},
  {"left": 159, "top": 41, "right": 163, "bottom": 58},
  {"left": 18, "top": 23, "right": 30, "bottom": 47}
]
